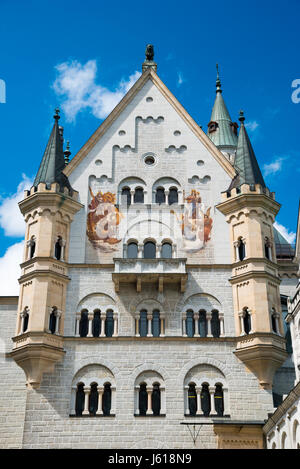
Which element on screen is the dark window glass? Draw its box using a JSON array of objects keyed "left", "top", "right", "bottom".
[
  {"left": 79, "top": 311, "right": 88, "bottom": 337},
  {"left": 127, "top": 242, "right": 138, "bottom": 259},
  {"left": 49, "top": 310, "right": 57, "bottom": 334},
  {"left": 211, "top": 310, "right": 220, "bottom": 338},
  {"left": 199, "top": 310, "right": 207, "bottom": 337},
  {"left": 23, "top": 312, "right": 29, "bottom": 332},
  {"left": 92, "top": 310, "right": 101, "bottom": 337},
  {"left": 103, "top": 383, "right": 111, "bottom": 416},
  {"left": 75, "top": 383, "right": 85, "bottom": 416},
  {"left": 139, "top": 383, "right": 147, "bottom": 416},
  {"left": 214, "top": 384, "right": 224, "bottom": 416},
  {"left": 144, "top": 241, "right": 156, "bottom": 259},
  {"left": 105, "top": 310, "right": 114, "bottom": 337},
  {"left": 188, "top": 384, "right": 197, "bottom": 416},
  {"left": 139, "top": 310, "right": 147, "bottom": 337},
  {"left": 201, "top": 384, "right": 211, "bottom": 417},
  {"left": 152, "top": 383, "right": 161, "bottom": 415},
  {"left": 152, "top": 310, "right": 160, "bottom": 337},
  {"left": 168, "top": 188, "right": 178, "bottom": 205},
  {"left": 161, "top": 243, "right": 172, "bottom": 258},
  {"left": 55, "top": 238, "right": 62, "bottom": 260},
  {"left": 89, "top": 383, "right": 98, "bottom": 415},
  {"left": 271, "top": 313, "right": 277, "bottom": 333},
  {"left": 238, "top": 240, "right": 245, "bottom": 261},
  {"left": 265, "top": 243, "right": 270, "bottom": 259},
  {"left": 121, "top": 187, "right": 131, "bottom": 206},
  {"left": 30, "top": 240, "right": 35, "bottom": 258},
  {"left": 186, "top": 310, "right": 195, "bottom": 338},
  {"left": 243, "top": 310, "right": 251, "bottom": 334},
  {"left": 134, "top": 188, "right": 144, "bottom": 203},
  {"left": 155, "top": 188, "right": 165, "bottom": 204}
]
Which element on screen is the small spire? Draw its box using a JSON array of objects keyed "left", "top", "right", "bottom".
[
  {"left": 64, "top": 140, "right": 71, "bottom": 165},
  {"left": 216, "top": 63, "right": 222, "bottom": 93},
  {"left": 239, "top": 109, "right": 245, "bottom": 123},
  {"left": 54, "top": 107, "right": 60, "bottom": 120}
]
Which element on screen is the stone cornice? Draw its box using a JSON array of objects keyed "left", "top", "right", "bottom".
[
  {"left": 18, "top": 269, "right": 71, "bottom": 284},
  {"left": 216, "top": 193, "right": 281, "bottom": 218},
  {"left": 263, "top": 381, "right": 300, "bottom": 434},
  {"left": 229, "top": 270, "right": 281, "bottom": 285}
]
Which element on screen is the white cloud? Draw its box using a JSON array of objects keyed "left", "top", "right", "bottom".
[
  {"left": 177, "top": 72, "right": 185, "bottom": 87},
  {"left": 0, "top": 241, "right": 23, "bottom": 295},
  {"left": 274, "top": 221, "right": 296, "bottom": 244},
  {"left": 245, "top": 121, "right": 259, "bottom": 132},
  {"left": 263, "top": 157, "right": 285, "bottom": 177},
  {"left": 0, "top": 174, "right": 33, "bottom": 237},
  {"left": 53, "top": 59, "right": 141, "bottom": 122}
]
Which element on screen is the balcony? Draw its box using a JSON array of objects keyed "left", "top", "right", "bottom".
[{"left": 112, "top": 258, "right": 187, "bottom": 293}]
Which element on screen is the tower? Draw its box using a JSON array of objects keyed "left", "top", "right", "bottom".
[
  {"left": 11, "top": 109, "right": 83, "bottom": 389},
  {"left": 216, "top": 111, "right": 287, "bottom": 389}
]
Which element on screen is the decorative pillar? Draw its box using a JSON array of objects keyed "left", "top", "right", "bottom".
[
  {"left": 238, "top": 311, "right": 245, "bottom": 335},
  {"left": 172, "top": 243, "right": 176, "bottom": 258},
  {"left": 274, "top": 312, "right": 280, "bottom": 335},
  {"left": 110, "top": 385, "right": 116, "bottom": 414},
  {"left": 130, "top": 189, "right": 134, "bottom": 205},
  {"left": 147, "top": 313, "right": 153, "bottom": 337},
  {"left": 100, "top": 312, "right": 106, "bottom": 337},
  {"left": 135, "top": 313, "right": 140, "bottom": 337},
  {"left": 160, "top": 386, "right": 166, "bottom": 414},
  {"left": 206, "top": 312, "right": 212, "bottom": 338},
  {"left": 146, "top": 386, "right": 153, "bottom": 415},
  {"left": 160, "top": 314, "right": 165, "bottom": 337},
  {"left": 165, "top": 190, "right": 169, "bottom": 205},
  {"left": 209, "top": 386, "right": 216, "bottom": 414},
  {"left": 223, "top": 387, "right": 229, "bottom": 415},
  {"left": 82, "top": 385, "right": 91, "bottom": 415},
  {"left": 55, "top": 310, "right": 61, "bottom": 335},
  {"left": 87, "top": 312, "right": 94, "bottom": 337},
  {"left": 184, "top": 385, "right": 189, "bottom": 414},
  {"left": 219, "top": 313, "right": 225, "bottom": 337},
  {"left": 135, "top": 386, "right": 140, "bottom": 414},
  {"left": 61, "top": 239, "right": 66, "bottom": 262},
  {"left": 196, "top": 386, "right": 202, "bottom": 415},
  {"left": 19, "top": 311, "right": 26, "bottom": 334},
  {"left": 194, "top": 313, "right": 200, "bottom": 337},
  {"left": 138, "top": 243, "right": 143, "bottom": 258},
  {"left": 233, "top": 241, "right": 239, "bottom": 262},
  {"left": 157, "top": 243, "right": 162, "bottom": 258},
  {"left": 70, "top": 385, "right": 77, "bottom": 416},
  {"left": 113, "top": 312, "right": 118, "bottom": 337},
  {"left": 182, "top": 312, "right": 187, "bottom": 337},
  {"left": 96, "top": 386, "right": 104, "bottom": 415},
  {"left": 75, "top": 313, "right": 81, "bottom": 337}
]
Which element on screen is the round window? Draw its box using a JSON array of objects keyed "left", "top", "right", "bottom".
[{"left": 144, "top": 155, "right": 155, "bottom": 165}]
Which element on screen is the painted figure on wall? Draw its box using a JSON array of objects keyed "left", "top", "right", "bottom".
[
  {"left": 87, "top": 187, "right": 123, "bottom": 252},
  {"left": 171, "top": 190, "right": 213, "bottom": 252}
]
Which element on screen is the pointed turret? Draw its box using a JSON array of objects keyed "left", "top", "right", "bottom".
[
  {"left": 33, "top": 108, "right": 73, "bottom": 194},
  {"left": 207, "top": 65, "right": 238, "bottom": 159},
  {"left": 229, "top": 110, "right": 266, "bottom": 190}
]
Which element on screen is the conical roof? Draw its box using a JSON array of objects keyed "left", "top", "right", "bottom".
[
  {"left": 33, "top": 109, "right": 73, "bottom": 194},
  {"left": 207, "top": 66, "right": 238, "bottom": 149},
  {"left": 229, "top": 111, "right": 266, "bottom": 190}
]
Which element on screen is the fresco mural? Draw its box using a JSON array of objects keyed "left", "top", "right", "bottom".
[
  {"left": 87, "top": 187, "right": 123, "bottom": 252},
  {"left": 171, "top": 190, "right": 213, "bottom": 253}
]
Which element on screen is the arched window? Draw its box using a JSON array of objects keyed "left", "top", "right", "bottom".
[
  {"left": 152, "top": 310, "right": 161, "bottom": 337},
  {"left": 127, "top": 242, "right": 138, "bottom": 259},
  {"left": 55, "top": 236, "right": 62, "bottom": 260},
  {"left": 199, "top": 310, "right": 207, "bottom": 337},
  {"left": 211, "top": 310, "right": 220, "bottom": 338},
  {"left": 243, "top": 308, "right": 251, "bottom": 335},
  {"left": 152, "top": 383, "right": 161, "bottom": 416},
  {"left": 105, "top": 310, "right": 114, "bottom": 337},
  {"left": 271, "top": 308, "right": 278, "bottom": 333},
  {"left": 265, "top": 237, "right": 271, "bottom": 260},
  {"left": 89, "top": 383, "right": 98, "bottom": 415},
  {"left": 92, "top": 309, "right": 101, "bottom": 337},
  {"left": 139, "top": 310, "right": 148, "bottom": 337},
  {"left": 186, "top": 310, "right": 195, "bottom": 338},
  {"left": 201, "top": 383, "right": 211, "bottom": 417},
  {"left": 238, "top": 238, "right": 246, "bottom": 261},
  {"left": 79, "top": 310, "right": 88, "bottom": 337},
  {"left": 75, "top": 383, "right": 85, "bottom": 416},
  {"left": 134, "top": 187, "right": 144, "bottom": 203},
  {"left": 102, "top": 383, "right": 112, "bottom": 416},
  {"left": 155, "top": 187, "right": 165, "bottom": 204},
  {"left": 281, "top": 432, "right": 287, "bottom": 449},
  {"left": 29, "top": 236, "right": 36, "bottom": 259},
  {"left": 22, "top": 308, "right": 29, "bottom": 333},
  {"left": 121, "top": 187, "right": 131, "bottom": 206},
  {"left": 144, "top": 241, "right": 156, "bottom": 259},
  {"left": 161, "top": 242, "right": 172, "bottom": 258},
  {"left": 188, "top": 383, "right": 197, "bottom": 416},
  {"left": 214, "top": 384, "right": 224, "bottom": 416},
  {"left": 139, "top": 383, "right": 148, "bottom": 416},
  {"left": 168, "top": 187, "right": 178, "bottom": 205},
  {"left": 49, "top": 308, "right": 57, "bottom": 334}
]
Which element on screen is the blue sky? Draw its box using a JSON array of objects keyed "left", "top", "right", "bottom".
[{"left": 0, "top": 0, "right": 299, "bottom": 293}]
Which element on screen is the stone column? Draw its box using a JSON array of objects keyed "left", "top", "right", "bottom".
[
  {"left": 238, "top": 311, "right": 245, "bottom": 335},
  {"left": 146, "top": 386, "right": 153, "bottom": 415},
  {"left": 233, "top": 241, "right": 239, "bottom": 262},
  {"left": 165, "top": 190, "right": 169, "bottom": 205},
  {"left": 160, "top": 314, "right": 165, "bottom": 337},
  {"left": 182, "top": 312, "right": 187, "bottom": 337},
  {"left": 55, "top": 311, "right": 61, "bottom": 335},
  {"left": 135, "top": 313, "right": 140, "bottom": 337},
  {"left": 274, "top": 312, "right": 280, "bottom": 335},
  {"left": 70, "top": 385, "right": 77, "bottom": 416},
  {"left": 196, "top": 386, "right": 202, "bottom": 415},
  {"left": 82, "top": 385, "right": 91, "bottom": 415},
  {"left": 111, "top": 386, "right": 116, "bottom": 414},
  {"left": 206, "top": 312, "right": 213, "bottom": 338},
  {"left": 130, "top": 189, "right": 134, "bottom": 205},
  {"left": 113, "top": 312, "right": 118, "bottom": 337},
  {"left": 194, "top": 312, "right": 200, "bottom": 337},
  {"left": 75, "top": 313, "right": 81, "bottom": 337},
  {"left": 96, "top": 386, "right": 104, "bottom": 415},
  {"left": 147, "top": 313, "right": 153, "bottom": 337},
  {"left": 160, "top": 386, "right": 166, "bottom": 414},
  {"left": 61, "top": 239, "right": 66, "bottom": 262},
  {"left": 219, "top": 313, "right": 225, "bottom": 337},
  {"left": 184, "top": 385, "right": 189, "bottom": 414},
  {"left": 172, "top": 243, "right": 176, "bottom": 258},
  {"left": 100, "top": 312, "right": 106, "bottom": 337},
  {"left": 209, "top": 386, "right": 216, "bottom": 415},
  {"left": 134, "top": 386, "right": 140, "bottom": 414},
  {"left": 157, "top": 243, "right": 162, "bottom": 258},
  {"left": 19, "top": 311, "right": 26, "bottom": 334},
  {"left": 138, "top": 243, "right": 143, "bottom": 258},
  {"left": 87, "top": 312, "right": 94, "bottom": 337}
]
